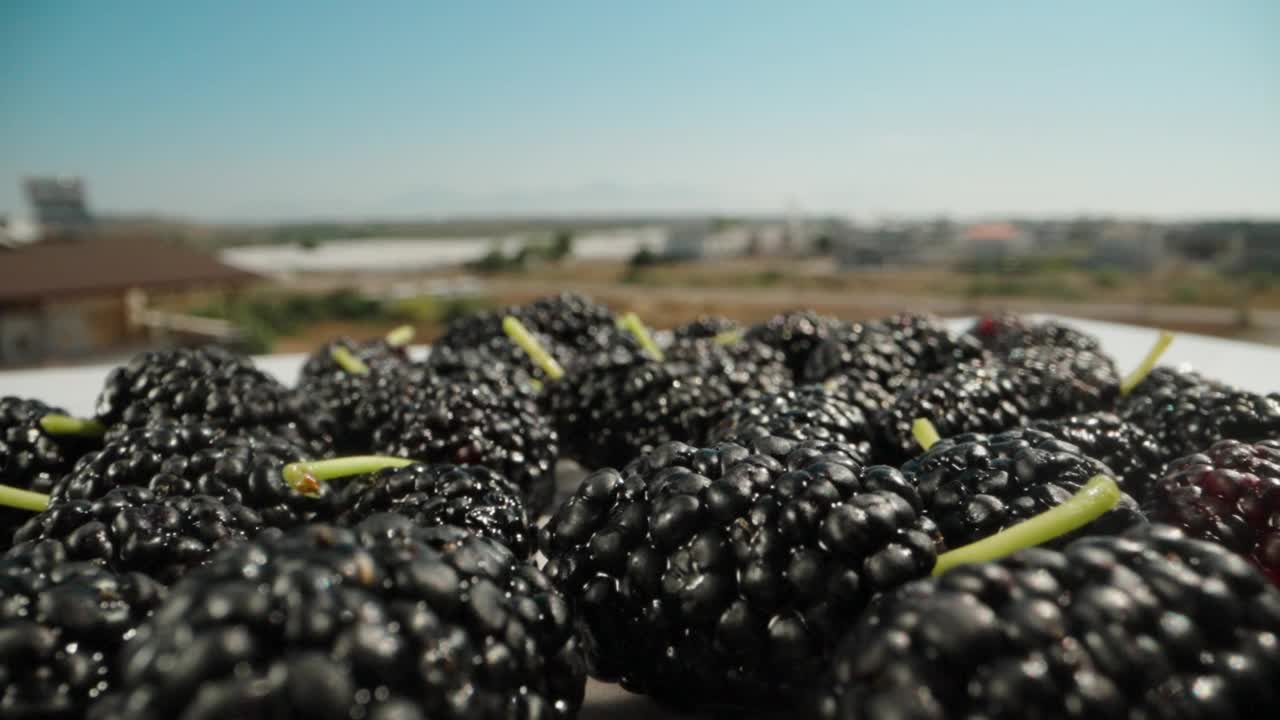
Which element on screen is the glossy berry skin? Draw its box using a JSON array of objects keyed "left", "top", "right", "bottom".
[
  {"left": 297, "top": 336, "right": 410, "bottom": 382},
  {"left": 1030, "top": 412, "right": 1168, "bottom": 502},
  {"left": 708, "top": 385, "right": 876, "bottom": 462},
  {"left": 434, "top": 292, "right": 621, "bottom": 364},
  {"left": 373, "top": 378, "right": 559, "bottom": 515},
  {"left": 745, "top": 310, "right": 849, "bottom": 378},
  {"left": 804, "top": 313, "right": 986, "bottom": 389},
  {"left": 12, "top": 486, "right": 262, "bottom": 583},
  {"left": 878, "top": 312, "right": 990, "bottom": 376},
  {"left": 1147, "top": 440, "right": 1280, "bottom": 585},
  {"left": 94, "top": 347, "right": 336, "bottom": 446},
  {"left": 549, "top": 348, "right": 727, "bottom": 469},
  {"left": 803, "top": 322, "right": 928, "bottom": 392},
  {"left": 548, "top": 341, "right": 787, "bottom": 471},
  {"left": 1, "top": 397, "right": 100, "bottom": 548},
  {"left": 672, "top": 315, "right": 739, "bottom": 341},
  {"left": 297, "top": 338, "right": 420, "bottom": 453},
  {"left": 300, "top": 362, "right": 428, "bottom": 454},
  {"left": 1120, "top": 365, "right": 1227, "bottom": 408},
  {"left": 877, "top": 347, "right": 1119, "bottom": 462},
  {"left": 815, "top": 525, "right": 1280, "bottom": 720},
  {"left": 49, "top": 423, "right": 324, "bottom": 529},
  {"left": 427, "top": 331, "right": 579, "bottom": 385},
  {"left": 0, "top": 541, "right": 166, "bottom": 720},
  {"left": 665, "top": 336, "right": 792, "bottom": 403},
  {"left": 820, "top": 374, "right": 900, "bottom": 420},
  {"left": 335, "top": 463, "right": 533, "bottom": 557},
  {"left": 967, "top": 314, "right": 1104, "bottom": 356},
  {"left": 1123, "top": 379, "right": 1280, "bottom": 461},
  {"left": 901, "top": 429, "right": 1146, "bottom": 548},
  {"left": 422, "top": 342, "right": 544, "bottom": 391},
  {"left": 542, "top": 437, "right": 941, "bottom": 708},
  {"left": 89, "top": 517, "right": 586, "bottom": 720}
]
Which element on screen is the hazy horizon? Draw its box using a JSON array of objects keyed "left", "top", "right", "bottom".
[{"left": 3, "top": 1, "right": 1277, "bottom": 222}]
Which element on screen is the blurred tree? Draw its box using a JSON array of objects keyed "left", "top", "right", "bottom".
[
  {"left": 550, "top": 230, "right": 574, "bottom": 260},
  {"left": 629, "top": 247, "right": 658, "bottom": 267}
]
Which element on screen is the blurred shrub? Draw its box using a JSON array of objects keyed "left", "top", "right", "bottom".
[
  {"left": 1093, "top": 270, "right": 1123, "bottom": 289},
  {"left": 966, "top": 274, "right": 1082, "bottom": 300},
  {"left": 190, "top": 288, "right": 405, "bottom": 351},
  {"left": 392, "top": 295, "right": 492, "bottom": 324},
  {"left": 629, "top": 247, "right": 660, "bottom": 267},
  {"left": 1170, "top": 284, "right": 1201, "bottom": 304}
]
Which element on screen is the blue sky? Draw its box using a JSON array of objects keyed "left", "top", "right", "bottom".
[{"left": 1, "top": 1, "right": 1277, "bottom": 220}]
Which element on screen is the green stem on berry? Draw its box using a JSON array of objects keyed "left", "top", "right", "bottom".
[
  {"left": 713, "top": 329, "right": 745, "bottom": 346},
  {"left": 385, "top": 325, "right": 415, "bottom": 347},
  {"left": 1119, "top": 330, "right": 1175, "bottom": 396},
  {"left": 0, "top": 483, "right": 50, "bottom": 512},
  {"left": 502, "top": 316, "right": 565, "bottom": 381},
  {"left": 282, "top": 456, "right": 415, "bottom": 495},
  {"left": 620, "top": 312, "right": 665, "bottom": 361},
  {"left": 39, "top": 414, "right": 106, "bottom": 437},
  {"left": 330, "top": 345, "right": 371, "bottom": 376},
  {"left": 912, "top": 418, "right": 941, "bottom": 451},
  {"left": 931, "top": 475, "right": 1121, "bottom": 576}
]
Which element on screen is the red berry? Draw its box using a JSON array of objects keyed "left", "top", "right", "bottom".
[{"left": 1148, "top": 439, "right": 1280, "bottom": 584}]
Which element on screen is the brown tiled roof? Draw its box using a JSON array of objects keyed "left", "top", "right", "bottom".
[
  {"left": 0, "top": 235, "right": 259, "bottom": 304},
  {"left": 964, "top": 222, "right": 1022, "bottom": 242}
]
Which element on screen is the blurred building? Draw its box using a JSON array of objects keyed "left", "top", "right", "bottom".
[
  {"left": 0, "top": 235, "right": 257, "bottom": 366},
  {"left": 961, "top": 222, "right": 1033, "bottom": 261},
  {"left": 833, "top": 225, "right": 890, "bottom": 268},
  {"left": 1090, "top": 222, "right": 1167, "bottom": 271},
  {"left": 24, "top": 177, "right": 94, "bottom": 238},
  {"left": 1221, "top": 223, "right": 1280, "bottom": 271},
  {"left": 662, "top": 220, "right": 809, "bottom": 260}
]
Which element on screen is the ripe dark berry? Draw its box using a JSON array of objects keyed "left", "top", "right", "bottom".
[
  {"left": 967, "top": 313, "right": 1104, "bottom": 355},
  {"left": 745, "top": 310, "right": 848, "bottom": 378},
  {"left": 1029, "top": 412, "right": 1168, "bottom": 502},
  {"left": 428, "top": 330, "right": 578, "bottom": 385},
  {"left": 94, "top": 347, "right": 337, "bottom": 446},
  {"left": 672, "top": 315, "right": 739, "bottom": 341},
  {"left": 1, "top": 541, "right": 166, "bottom": 720},
  {"left": 300, "top": 361, "right": 428, "bottom": 454},
  {"left": 422, "top": 342, "right": 542, "bottom": 391},
  {"left": 1122, "top": 373, "right": 1280, "bottom": 460},
  {"left": 802, "top": 315, "right": 988, "bottom": 404},
  {"left": 815, "top": 525, "right": 1280, "bottom": 719},
  {"left": 549, "top": 340, "right": 787, "bottom": 470},
  {"left": 90, "top": 516, "right": 586, "bottom": 720},
  {"left": 665, "top": 335, "right": 792, "bottom": 399},
  {"left": 803, "top": 322, "right": 922, "bottom": 391},
  {"left": 1, "top": 397, "right": 100, "bottom": 548},
  {"left": 900, "top": 429, "right": 1145, "bottom": 548},
  {"left": 49, "top": 423, "right": 324, "bottom": 529},
  {"left": 877, "top": 346, "right": 1119, "bottom": 462},
  {"left": 542, "top": 437, "right": 941, "bottom": 707},
  {"left": 878, "top": 311, "right": 990, "bottom": 375},
  {"left": 334, "top": 463, "right": 533, "bottom": 557},
  {"left": 297, "top": 335, "right": 410, "bottom": 383},
  {"left": 708, "top": 385, "right": 876, "bottom": 462},
  {"left": 12, "top": 486, "right": 262, "bottom": 583},
  {"left": 1120, "top": 365, "right": 1227, "bottom": 415},
  {"left": 373, "top": 379, "right": 559, "bottom": 514},
  {"left": 1147, "top": 440, "right": 1280, "bottom": 584},
  {"left": 819, "top": 373, "right": 899, "bottom": 419},
  {"left": 436, "top": 292, "right": 620, "bottom": 362}
]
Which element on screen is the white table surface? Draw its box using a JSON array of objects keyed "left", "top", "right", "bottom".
[{"left": 0, "top": 313, "right": 1275, "bottom": 718}]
